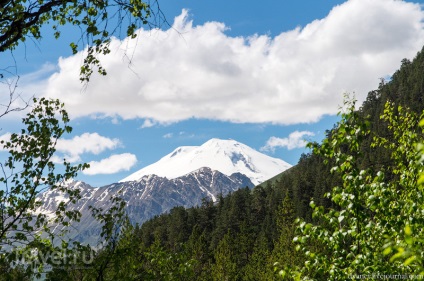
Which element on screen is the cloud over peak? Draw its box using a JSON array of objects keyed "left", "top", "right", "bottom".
[
  {"left": 83, "top": 153, "right": 138, "bottom": 175},
  {"left": 261, "top": 131, "right": 315, "bottom": 152},
  {"left": 44, "top": 0, "right": 424, "bottom": 125}
]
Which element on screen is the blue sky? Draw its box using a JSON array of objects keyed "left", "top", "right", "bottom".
[{"left": 1, "top": 0, "right": 424, "bottom": 186}]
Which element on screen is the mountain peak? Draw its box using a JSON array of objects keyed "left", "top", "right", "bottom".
[
  {"left": 202, "top": 138, "right": 242, "bottom": 149},
  {"left": 120, "top": 138, "right": 291, "bottom": 185}
]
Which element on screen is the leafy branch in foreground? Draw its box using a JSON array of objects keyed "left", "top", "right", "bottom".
[
  {"left": 0, "top": 98, "right": 89, "bottom": 278},
  {"left": 277, "top": 98, "right": 423, "bottom": 280},
  {"left": 0, "top": 0, "right": 167, "bottom": 82}
]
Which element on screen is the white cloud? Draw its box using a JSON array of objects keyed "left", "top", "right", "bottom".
[
  {"left": 54, "top": 133, "right": 121, "bottom": 162},
  {"left": 42, "top": 0, "right": 424, "bottom": 124},
  {"left": 261, "top": 131, "right": 315, "bottom": 152},
  {"left": 163, "top": 133, "right": 173, "bottom": 138},
  {"left": 0, "top": 132, "right": 136, "bottom": 175},
  {"left": 83, "top": 153, "right": 137, "bottom": 175},
  {"left": 1, "top": 132, "right": 121, "bottom": 164},
  {"left": 140, "top": 119, "right": 156, "bottom": 128}
]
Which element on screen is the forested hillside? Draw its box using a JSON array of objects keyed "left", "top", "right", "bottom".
[{"left": 44, "top": 47, "right": 424, "bottom": 280}]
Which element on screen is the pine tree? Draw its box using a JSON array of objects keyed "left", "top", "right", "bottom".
[
  {"left": 212, "top": 232, "right": 237, "bottom": 281},
  {"left": 272, "top": 191, "right": 301, "bottom": 279}
]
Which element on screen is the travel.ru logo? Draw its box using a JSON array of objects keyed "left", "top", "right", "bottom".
[{"left": 12, "top": 247, "right": 95, "bottom": 271}]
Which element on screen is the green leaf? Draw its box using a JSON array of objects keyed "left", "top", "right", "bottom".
[
  {"left": 404, "top": 225, "right": 412, "bottom": 236},
  {"left": 404, "top": 256, "right": 416, "bottom": 266}
]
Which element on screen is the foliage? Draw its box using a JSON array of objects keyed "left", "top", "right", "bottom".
[
  {"left": 211, "top": 231, "right": 237, "bottom": 281},
  {"left": 46, "top": 194, "right": 139, "bottom": 280},
  {"left": 0, "top": 0, "right": 165, "bottom": 81},
  {"left": 286, "top": 99, "right": 424, "bottom": 280},
  {"left": 88, "top": 195, "right": 134, "bottom": 280},
  {"left": 272, "top": 192, "right": 302, "bottom": 279},
  {"left": 0, "top": 98, "right": 88, "bottom": 278},
  {"left": 136, "top": 240, "right": 197, "bottom": 281},
  {"left": 379, "top": 103, "right": 424, "bottom": 274}
]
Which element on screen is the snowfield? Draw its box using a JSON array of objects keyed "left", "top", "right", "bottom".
[{"left": 120, "top": 138, "right": 292, "bottom": 185}]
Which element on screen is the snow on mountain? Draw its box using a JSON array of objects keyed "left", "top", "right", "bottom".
[{"left": 120, "top": 138, "right": 292, "bottom": 185}]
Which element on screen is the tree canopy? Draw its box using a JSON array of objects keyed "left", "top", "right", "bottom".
[{"left": 0, "top": 0, "right": 166, "bottom": 81}]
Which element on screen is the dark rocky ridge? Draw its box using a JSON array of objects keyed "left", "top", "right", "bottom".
[{"left": 35, "top": 167, "right": 254, "bottom": 244}]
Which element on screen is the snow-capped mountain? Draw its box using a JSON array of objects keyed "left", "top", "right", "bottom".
[
  {"left": 120, "top": 138, "right": 291, "bottom": 185},
  {"left": 35, "top": 168, "right": 254, "bottom": 244},
  {"left": 35, "top": 138, "right": 291, "bottom": 244}
]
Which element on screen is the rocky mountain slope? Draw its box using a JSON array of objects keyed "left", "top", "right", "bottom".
[
  {"left": 36, "top": 168, "right": 254, "bottom": 244},
  {"left": 35, "top": 139, "right": 290, "bottom": 244}
]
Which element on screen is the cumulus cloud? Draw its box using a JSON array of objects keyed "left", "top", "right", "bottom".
[
  {"left": 0, "top": 131, "right": 135, "bottom": 175},
  {"left": 83, "top": 153, "right": 137, "bottom": 175},
  {"left": 54, "top": 132, "right": 121, "bottom": 162},
  {"left": 261, "top": 131, "right": 315, "bottom": 152},
  {"left": 42, "top": 0, "right": 424, "bottom": 124}
]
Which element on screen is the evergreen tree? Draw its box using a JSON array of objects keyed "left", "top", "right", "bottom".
[
  {"left": 243, "top": 233, "right": 274, "bottom": 280},
  {"left": 212, "top": 232, "right": 237, "bottom": 281},
  {"left": 272, "top": 192, "right": 300, "bottom": 273}
]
